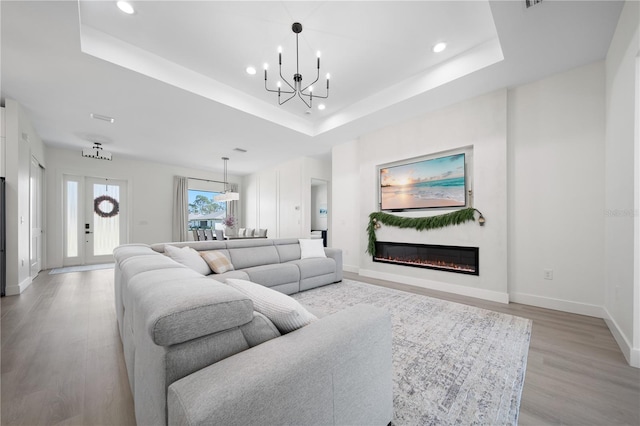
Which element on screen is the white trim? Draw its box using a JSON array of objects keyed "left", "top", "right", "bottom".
[
  {"left": 633, "top": 54, "right": 640, "bottom": 368},
  {"left": 603, "top": 307, "right": 640, "bottom": 368},
  {"left": 509, "top": 292, "right": 605, "bottom": 318},
  {"left": 5, "top": 276, "right": 32, "bottom": 296},
  {"left": 359, "top": 268, "right": 509, "bottom": 304}
]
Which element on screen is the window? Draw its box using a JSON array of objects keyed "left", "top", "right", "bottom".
[{"left": 188, "top": 189, "right": 226, "bottom": 231}]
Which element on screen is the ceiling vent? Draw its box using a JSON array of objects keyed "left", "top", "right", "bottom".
[
  {"left": 82, "top": 143, "right": 112, "bottom": 161},
  {"left": 525, "top": 0, "right": 543, "bottom": 8}
]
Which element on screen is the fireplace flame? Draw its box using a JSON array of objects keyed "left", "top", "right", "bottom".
[{"left": 373, "top": 255, "right": 476, "bottom": 273}]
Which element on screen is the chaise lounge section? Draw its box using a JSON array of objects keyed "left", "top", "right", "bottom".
[{"left": 113, "top": 238, "right": 393, "bottom": 426}]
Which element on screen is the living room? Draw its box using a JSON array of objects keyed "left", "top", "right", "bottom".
[{"left": 1, "top": 1, "right": 639, "bottom": 425}]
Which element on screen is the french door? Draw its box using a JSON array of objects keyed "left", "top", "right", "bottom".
[{"left": 63, "top": 175, "right": 128, "bottom": 265}]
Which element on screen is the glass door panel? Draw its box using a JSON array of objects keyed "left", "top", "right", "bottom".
[{"left": 85, "top": 177, "right": 127, "bottom": 264}]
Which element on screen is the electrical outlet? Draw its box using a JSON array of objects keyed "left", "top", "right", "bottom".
[{"left": 543, "top": 269, "right": 553, "bottom": 280}]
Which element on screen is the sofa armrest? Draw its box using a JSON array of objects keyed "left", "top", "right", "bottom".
[
  {"left": 168, "top": 304, "right": 393, "bottom": 426},
  {"left": 323, "top": 247, "right": 343, "bottom": 281}
]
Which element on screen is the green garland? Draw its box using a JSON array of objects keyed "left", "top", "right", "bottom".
[{"left": 366, "top": 207, "right": 479, "bottom": 256}]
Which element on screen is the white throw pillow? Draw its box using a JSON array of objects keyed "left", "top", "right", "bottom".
[
  {"left": 225, "top": 278, "right": 317, "bottom": 333},
  {"left": 298, "top": 238, "right": 326, "bottom": 259},
  {"left": 164, "top": 245, "right": 211, "bottom": 275}
]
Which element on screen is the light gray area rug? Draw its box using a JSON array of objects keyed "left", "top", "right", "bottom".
[
  {"left": 292, "top": 279, "right": 531, "bottom": 425},
  {"left": 49, "top": 263, "right": 115, "bottom": 274}
]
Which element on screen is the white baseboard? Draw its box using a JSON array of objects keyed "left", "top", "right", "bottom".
[
  {"left": 5, "top": 276, "right": 32, "bottom": 296},
  {"left": 358, "top": 268, "right": 509, "bottom": 304},
  {"left": 342, "top": 264, "right": 359, "bottom": 274},
  {"left": 603, "top": 307, "right": 640, "bottom": 368},
  {"left": 509, "top": 292, "right": 605, "bottom": 318}
]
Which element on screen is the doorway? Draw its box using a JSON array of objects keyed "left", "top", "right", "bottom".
[
  {"left": 311, "top": 178, "right": 328, "bottom": 246},
  {"left": 63, "top": 175, "right": 128, "bottom": 265},
  {"left": 30, "top": 157, "right": 44, "bottom": 278}
]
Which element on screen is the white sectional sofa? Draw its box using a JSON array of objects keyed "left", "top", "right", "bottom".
[{"left": 113, "top": 238, "right": 394, "bottom": 426}]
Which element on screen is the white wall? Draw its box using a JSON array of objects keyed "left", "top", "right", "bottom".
[
  {"left": 604, "top": 0, "right": 639, "bottom": 367},
  {"left": 333, "top": 90, "right": 509, "bottom": 303},
  {"left": 44, "top": 146, "right": 240, "bottom": 269},
  {"left": 331, "top": 140, "right": 360, "bottom": 272},
  {"left": 508, "top": 62, "right": 606, "bottom": 317},
  {"left": 4, "top": 99, "right": 46, "bottom": 295},
  {"left": 242, "top": 156, "right": 331, "bottom": 240}
]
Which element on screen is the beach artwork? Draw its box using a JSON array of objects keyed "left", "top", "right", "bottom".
[{"left": 380, "top": 153, "right": 466, "bottom": 210}]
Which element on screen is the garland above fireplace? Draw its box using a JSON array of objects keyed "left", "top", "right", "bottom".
[{"left": 366, "top": 207, "right": 485, "bottom": 257}]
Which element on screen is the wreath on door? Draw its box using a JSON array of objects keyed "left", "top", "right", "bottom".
[{"left": 94, "top": 195, "right": 120, "bottom": 218}]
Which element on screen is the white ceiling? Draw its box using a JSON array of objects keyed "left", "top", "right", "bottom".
[{"left": 1, "top": 1, "right": 624, "bottom": 175}]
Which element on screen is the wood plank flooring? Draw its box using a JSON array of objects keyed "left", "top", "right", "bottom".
[
  {"left": 1, "top": 269, "right": 638, "bottom": 425},
  {"left": 1, "top": 269, "right": 135, "bottom": 426}
]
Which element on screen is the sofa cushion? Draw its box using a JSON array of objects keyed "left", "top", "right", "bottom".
[
  {"left": 164, "top": 245, "right": 211, "bottom": 275},
  {"left": 201, "top": 250, "right": 234, "bottom": 274},
  {"left": 113, "top": 244, "right": 156, "bottom": 262},
  {"left": 290, "top": 257, "right": 336, "bottom": 279},
  {"left": 228, "top": 245, "right": 280, "bottom": 270},
  {"left": 151, "top": 240, "right": 228, "bottom": 253},
  {"left": 207, "top": 270, "right": 250, "bottom": 283},
  {"left": 225, "top": 279, "right": 317, "bottom": 333},
  {"left": 240, "top": 312, "right": 281, "bottom": 347},
  {"left": 243, "top": 263, "right": 300, "bottom": 289},
  {"left": 275, "top": 241, "right": 301, "bottom": 263},
  {"left": 131, "top": 277, "right": 255, "bottom": 346},
  {"left": 299, "top": 239, "right": 327, "bottom": 259}
]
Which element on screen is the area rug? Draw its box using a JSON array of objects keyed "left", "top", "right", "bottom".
[
  {"left": 291, "top": 279, "right": 531, "bottom": 425},
  {"left": 49, "top": 263, "right": 115, "bottom": 274}
]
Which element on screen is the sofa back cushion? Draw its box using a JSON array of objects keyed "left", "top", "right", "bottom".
[
  {"left": 150, "top": 240, "right": 228, "bottom": 253},
  {"left": 228, "top": 245, "right": 279, "bottom": 270},
  {"left": 274, "top": 239, "right": 302, "bottom": 262}
]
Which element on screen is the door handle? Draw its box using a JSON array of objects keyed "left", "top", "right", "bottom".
[{"left": 85, "top": 231, "right": 93, "bottom": 234}]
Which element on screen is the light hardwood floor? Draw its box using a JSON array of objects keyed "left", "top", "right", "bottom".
[{"left": 1, "top": 268, "right": 639, "bottom": 425}]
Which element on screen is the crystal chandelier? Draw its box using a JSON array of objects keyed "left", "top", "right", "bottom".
[
  {"left": 264, "top": 22, "right": 330, "bottom": 108},
  {"left": 214, "top": 157, "right": 239, "bottom": 202}
]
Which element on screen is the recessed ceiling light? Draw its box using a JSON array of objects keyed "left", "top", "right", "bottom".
[
  {"left": 116, "top": 1, "right": 135, "bottom": 15},
  {"left": 246, "top": 66, "right": 257, "bottom": 75},
  {"left": 318, "top": 104, "right": 326, "bottom": 111},
  {"left": 432, "top": 42, "right": 447, "bottom": 53}
]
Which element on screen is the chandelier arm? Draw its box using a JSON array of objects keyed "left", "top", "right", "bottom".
[
  {"left": 301, "top": 91, "right": 329, "bottom": 100},
  {"left": 297, "top": 91, "right": 312, "bottom": 108},
  {"left": 300, "top": 68, "right": 320, "bottom": 94},
  {"left": 279, "top": 63, "right": 297, "bottom": 93},
  {"left": 300, "top": 85, "right": 329, "bottom": 99},
  {"left": 265, "top": 77, "right": 294, "bottom": 94},
  {"left": 266, "top": 85, "right": 294, "bottom": 94},
  {"left": 279, "top": 91, "right": 298, "bottom": 105}
]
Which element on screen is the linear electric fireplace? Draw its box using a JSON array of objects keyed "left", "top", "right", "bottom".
[{"left": 373, "top": 241, "right": 479, "bottom": 275}]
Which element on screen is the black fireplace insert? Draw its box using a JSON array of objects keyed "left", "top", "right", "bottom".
[{"left": 373, "top": 241, "right": 479, "bottom": 275}]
